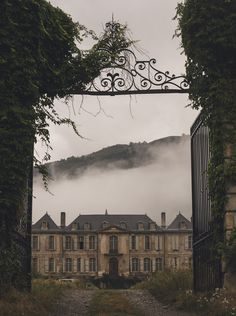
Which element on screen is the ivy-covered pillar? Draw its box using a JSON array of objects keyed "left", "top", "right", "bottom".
[{"left": 223, "top": 143, "right": 236, "bottom": 290}]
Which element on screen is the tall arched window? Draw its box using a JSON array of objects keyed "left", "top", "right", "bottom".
[
  {"left": 109, "top": 235, "right": 118, "bottom": 252},
  {"left": 131, "top": 258, "right": 139, "bottom": 272},
  {"left": 144, "top": 258, "right": 151, "bottom": 272}
]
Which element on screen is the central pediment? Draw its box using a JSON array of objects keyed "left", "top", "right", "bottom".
[{"left": 99, "top": 224, "right": 128, "bottom": 233}]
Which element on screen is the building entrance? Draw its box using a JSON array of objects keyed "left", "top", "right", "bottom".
[{"left": 109, "top": 257, "right": 118, "bottom": 276}]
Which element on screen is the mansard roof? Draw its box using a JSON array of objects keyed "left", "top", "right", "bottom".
[
  {"left": 67, "top": 214, "right": 161, "bottom": 232},
  {"left": 167, "top": 212, "right": 192, "bottom": 231},
  {"left": 32, "top": 213, "right": 60, "bottom": 231}
]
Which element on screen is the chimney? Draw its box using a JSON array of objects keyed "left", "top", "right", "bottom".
[
  {"left": 161, "top": 212, "right": 166, "bottom": 228},
  {"left": 60, "top": 212, "right": 66, "bottom": 228}
]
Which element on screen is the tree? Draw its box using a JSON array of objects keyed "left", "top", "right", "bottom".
[
  {"left": 176, "top": 0, "right": 236, "bottom": 280},
  {"left": 0, "top": 0, "right": 133, "bottom": 291}
]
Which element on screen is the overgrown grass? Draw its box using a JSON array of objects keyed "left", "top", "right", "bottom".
[
  {"left": 0, "top": 279, "right": 87, "bottom": 316},
  {"left": 88, "top": 290, "right": 144, "bottom": 316},
  {"left": 133, "top": 270, "right": 236, "bottom": 316}
]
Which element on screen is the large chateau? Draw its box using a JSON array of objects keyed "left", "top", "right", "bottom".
[{"left": 32, "top": 211, "right": 192, "bottom": 278}]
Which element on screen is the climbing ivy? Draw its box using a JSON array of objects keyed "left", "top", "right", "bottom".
[
  {"left": 0, "top": 0, "right": 134, "bottom": 289},
  {"left": 175, "top": 0, "right": 236, "bottom": 255}
]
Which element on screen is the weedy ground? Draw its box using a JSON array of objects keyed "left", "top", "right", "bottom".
[
  {"left": 134, "top": 270, "right": 236, "bottom": 316},
  {"left": 0, "top": 279, "right": 85, "bottom": 316},
  {"left": 88, "top": 290, "right": 144, "bottom": 316}
]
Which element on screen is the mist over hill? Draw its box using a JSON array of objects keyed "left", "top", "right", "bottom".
[
  {"left": 33, "top": 135, "right": 191, "bottom": 225},
  {"left": 35, "top": 135, "right": 190, "bottom": 181}
]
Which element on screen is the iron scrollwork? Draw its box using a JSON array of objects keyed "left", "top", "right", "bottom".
[{"left": 78, "top": 21, "right": 189, "bottom": 96}]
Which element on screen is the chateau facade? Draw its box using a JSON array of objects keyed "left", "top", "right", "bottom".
[{"left": 32, "top": 211, "right": 192, "bottom": 278}]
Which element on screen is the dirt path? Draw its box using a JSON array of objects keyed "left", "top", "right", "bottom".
[
  {"left": 52, "top": 289, "right": 195, "bottom": 316},
  {"left": 51, "top": 289, "right": 94, "bottom": 316}
]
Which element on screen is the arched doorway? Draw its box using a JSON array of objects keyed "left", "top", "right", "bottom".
[{"left": 109, "top": 257, "right": 118, "bottom": 276}]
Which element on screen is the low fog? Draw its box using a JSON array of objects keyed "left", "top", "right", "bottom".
[{"left": 33, "top": 137, "right": 192, "bottom": 226}]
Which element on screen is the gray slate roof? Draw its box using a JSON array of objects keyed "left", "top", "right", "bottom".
[
  {"left": 32, "top": 213, "right": 60, "bottom": 231},
  {"left": 167, "top": 212, "right": 192, "bottom": 230},
  {"left": 67, "top": 214, "right": 160, "bottom": 232}
]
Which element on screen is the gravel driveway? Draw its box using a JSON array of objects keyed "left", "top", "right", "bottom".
[{"left": 52, "top": 289, "right": 196, "bottom": 316}]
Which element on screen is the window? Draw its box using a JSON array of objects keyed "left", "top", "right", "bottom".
[
  {"left": 78, "top": 236, "right": 84, "bottom": 250},
  {"left": 188, "top": 235, "right": 192, "bottom": 249},
  {"left": 188, "top": 257, "right": 192, "bottom": 269},
  {"left": 179, "top": 221, "right": 187, "bottom": 229},
  {"left": 120, "top": 222, "right": 127, "bottom": 229},
  {"left": 84, "top": 223, "right": 91, "bottom": 231},
  {"left": 49, "top": 258, "right": 55, "bottom": 272},
  {"left": 77, "top": 258, "right": 81, "bottom": 272},
  {"left": 156, "top": 258, "right": 163, "bottom": 271},
  {"left": 32, "top": 257, "right": 38, "bottom": 273},
  {"left": 137, "top": 222, "right": 144, "bottom": 230},
  {"left": 145, "top": 236, "right": 150, "bottom": 250},
  {"left": 131, "top": 235, "right": 136, "bottom": 250},
  {"left": 172, "top": 236, "right": 179, "bottom": 251},
  {"left": 149, "top": 222, "right": 156, "bottom": 231},
  {"left": 131, "top": 258, "right": 139, "bottom": 272},
  {"left": 156, "top": 235, "right": 162, "bottom": 251},
  {"left": 173, "top": 257, "right": 178, "bottom": 269},
  {"left": 41, "top": 221, "right": 48, "bottom": 230},
  {"left": 144, "top": 258, "right": 151, "bottom": 272},
  {"left": 65, "top": 258, "right": 72, "bottom": 272},
  {"left": 102, "top": 221, "right": 109, "bottom": 229},
  {"left": 89, "top": 258, "right": 96, "bottom": 272},
  {"left": 65, "top": 236, "right": 72, "bottom": 250},
  {"left": 48, "top": 236, "right": 55, "bottom": 250},
  {"left": 72, "top": 222, "right": 77, "bottom": 230},
  {"left": 32, "top": 236, "right": 39, "bottom": 250},
  {"left": 89, "top": 236, "right": 96, "bottom": 250},
  {"left": 109, "top": 235, "right": 118, "bottom": 252}
]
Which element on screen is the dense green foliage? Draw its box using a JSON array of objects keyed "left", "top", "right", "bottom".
[
  {"left": 0, "top": 0, "right": 134, "bottom": 290},
  {"left": 176, "top": 0, "right": 236, "bottom": 254},
  {"left": 0, "top": 0, "right": 100, "bottom": 236}
]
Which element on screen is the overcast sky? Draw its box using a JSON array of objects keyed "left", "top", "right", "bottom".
[
  {"left": 35, "top": 0, "right": 199, "bottom": 162},
  {"left": 33, "top": 0, "right": 198, "bottom": 224}
]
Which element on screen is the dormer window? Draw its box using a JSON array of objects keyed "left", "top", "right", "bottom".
[
  {"left": 120, "top": 222, "right": 127, "bottom": 229},
  {"left": 72, "top": 222, "right": 77, "bottom": 231},
  {"left": 137, "top": 222, "right": 144, "bottom": 231},
  {"left": 149, "top": 222, "right": 156, "bottom": 231},
  {"left": 84, "top": 222, "right": 91, "bottom": 231},
  {"left": 179, "top": 221, "right": 187, "bottom": 229},
  {"left": 41, "top": 221, "right": 48, "bottom": 230},
  {"left": 102, "top": 221, "right": 109, "bottom": 229}
]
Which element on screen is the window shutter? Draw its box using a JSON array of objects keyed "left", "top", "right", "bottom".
[
  {"left": 152, "top": 258, "right": 155, "bottom": 272},
  {"left": 155, "top": 236, "right": 159, "bottom": 250},
  {"left": 85, "top": 235, "right": 89, "bottom": 250},
  {"left": 140, "top": 258, "right": 143, "bottom": 272},
  {"left": 46, "top": 236, "right": 49, "bottom": 251},
  {"left": 135, "top": 236, "right": 138, "bottom": 250},
  {"left": 73, "top": 258, "right": 76, "bottom": 273},
  {"left": 85, "top": 259, "right": 89, "bottom": 272},
  {"left": 168, "top": 236, "right": 172, "bottom": 251},
  {"left": 81, "top": 258, "right": 84, "bottom": 273},
  {"left": 159, "top": 236, "right": 163, "bottom": 250},
  {"left": 63, "top": 236, "right": 66, "bottom": 250},
  {"left": 184, "top": 236, "right": 188, "bottom": 249},
  {"left": 62, "top": 258, "right": 65, "bottom": 273},
  {"left": 44, "top": 258, "right": 49, "bottom": 273},
  {"left": 176, "top": 236, "right": 179, "bottom": 250},
  {"left": 72, "top": 237, "right": 75, "bottom": 251}
]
